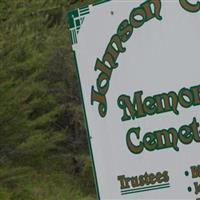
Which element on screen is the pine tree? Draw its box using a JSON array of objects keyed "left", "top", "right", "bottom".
[{"left": 0, "top": 0, "right": 96, "bottom": 199}]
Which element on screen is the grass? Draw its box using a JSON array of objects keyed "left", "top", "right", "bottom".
[{"left": 0, "top": 168, "right": 96, "bottom": 200}]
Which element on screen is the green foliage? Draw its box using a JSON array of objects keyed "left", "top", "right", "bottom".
[
  {"left": 0, "top": 187, "right": 11, "bottom": 200},
  {"left": 0, "top": 0, "right": 96, "bottom": 199}
]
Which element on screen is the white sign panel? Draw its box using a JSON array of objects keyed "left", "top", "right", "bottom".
[{"left": 68, "top": 0, "right": 200, "bottom": 199}]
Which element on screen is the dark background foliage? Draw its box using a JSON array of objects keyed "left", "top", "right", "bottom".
[{"left": 0, "top": 0, "right": 96, "bottom": 199}]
